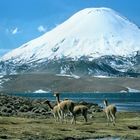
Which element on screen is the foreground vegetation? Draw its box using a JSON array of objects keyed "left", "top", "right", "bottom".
[
  {"left": 0, "top": 112, "right": 140, "bottom": 139},
  {"left": 0, "top": 94, "right": 140, "bottom": 140}
]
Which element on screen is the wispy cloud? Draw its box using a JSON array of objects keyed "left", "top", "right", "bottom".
[
  {"left": 37, "top": 25, "right": 47, "bottom": 33},
  {"left": 6, "top": 27, "right": 20, "bottom": 35},
  {"left": 11, "top": 27, "right": 19, "bottom": 35}
]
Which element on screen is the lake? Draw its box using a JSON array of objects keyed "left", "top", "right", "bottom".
[{"left": 8, "top": 92, "right": 140, "bottom": 112}]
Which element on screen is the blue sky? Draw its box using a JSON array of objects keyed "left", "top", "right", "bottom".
[{"left": 0, "top": 0, "right": 140, "bottom": 56}]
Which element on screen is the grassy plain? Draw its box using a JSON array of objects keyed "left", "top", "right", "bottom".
[{"left": 0, "top": 112, "right": 140, "bottom": 140}]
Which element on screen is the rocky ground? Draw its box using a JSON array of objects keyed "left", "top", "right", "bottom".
[
  {"left": 0, "top": 93, "right": 101, "bottom": 118},
  {"left": 0, "top": 94, "right": 140, "bottom": 140}
]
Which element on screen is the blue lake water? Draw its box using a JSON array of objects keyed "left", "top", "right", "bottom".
[{"left": 9, "top": 92, "right": 140, "bottom": 112}]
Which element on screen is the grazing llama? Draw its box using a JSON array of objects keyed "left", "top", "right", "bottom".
[
  {"left": 72, "top": 104, "right": 88, "bottom": 124},
  {"left": 43, "top": 100, "right": 61, "bottom": 122},
  {"left": 103, "top": 99, "right": 117, "bottom": 126}
]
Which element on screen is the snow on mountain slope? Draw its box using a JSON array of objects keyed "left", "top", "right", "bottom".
[{"left": 1, "top": 7, "right": 140, "bottom": 63}]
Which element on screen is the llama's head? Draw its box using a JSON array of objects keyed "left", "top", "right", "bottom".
[
  {"left": 53, "top": 92, "right": 60, "bottom": 97},
  {"left": 103, "top": 99, "right": 108, "bottom": 106},
  {"left": 43, "top": 100, "right": 50, "bottom": 104}
]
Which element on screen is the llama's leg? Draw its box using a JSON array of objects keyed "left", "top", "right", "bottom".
[
  {"left": 83, "top": 112, "right": 88, "bottom": 122},
  {"left": 106, "top": 113, "right": 110, "bottom": 126},
  {"left": 111, "top": 113, "right": 116, "bottom": 126},
  {"left": 64, "top": 113, "right": 68, "bottom": 124},
  {"left": 58, "top": 110, "right": 63, "bottom": 123},
  {"left": 71, "top": 115, "right": 76, "bottom": 124},
  {"left": 56, "top": 114, "right": 60, "bottom": 122},
  {"left": 61, "top": 112, "right": 65, "bottom": 123},
  {"left": 53, "top": 114, "right": 57, "bottom": 122}
]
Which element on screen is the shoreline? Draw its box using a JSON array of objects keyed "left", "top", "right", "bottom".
[{"left": 5, "top": 91, "right": 140, "bottom": 94}]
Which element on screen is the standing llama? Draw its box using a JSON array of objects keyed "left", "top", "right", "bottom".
[
  {"left": 54, "top": 93, "right": 75, "bottom": 123},
  {"left": 103, "top": 99, "right": 117, "bottom": 126},
  {"left": 43, "top": 100, "right": 61, "bottom": 122}
]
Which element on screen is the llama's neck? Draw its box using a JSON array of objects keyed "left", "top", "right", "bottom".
[
  {"left": 47, "top": 102, "right": 53, "bottom": 110},
  {"left": 56, "top": 95, "right": 61, "bottom": 104},
  {"left": 104, "top": 100, "right": 108, "bottom": 107}
]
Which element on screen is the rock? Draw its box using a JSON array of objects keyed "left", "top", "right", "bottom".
[
  {"left": 1, "top": 106, "right": 8, "bottom": 113},
  {"left": 89, "top": 105, "right": 103, "bottom": 113},
  {"left": 128, "top": 125, "right": 138, "bottom": 130},
  {"left": 19, "top": 105, "right": 30, "bottom": 112},
  {"left": 64, "top": 137, "right": 76, "bottom": 140},
  {"left": 0, "top": 135, "right": 8, "bottom": 139}
]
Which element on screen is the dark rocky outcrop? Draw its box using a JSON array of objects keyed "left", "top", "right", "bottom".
[{"left": 0, "top": 94, "right": 49, "bottom": 117}]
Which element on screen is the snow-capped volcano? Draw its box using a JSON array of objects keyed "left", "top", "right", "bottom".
[
  {"left": 1, "top": 7, "right": 140, "bottom": 76},
  {"left": 2, "top": 7, "right": 140, "bottom": 62}
]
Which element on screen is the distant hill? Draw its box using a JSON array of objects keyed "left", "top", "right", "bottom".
[{"left": 1, "top": 73, "right": 140, "bottom": 93}]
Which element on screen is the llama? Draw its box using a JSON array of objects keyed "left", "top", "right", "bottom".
[
  {"left": 103, "top": 99, "right": 117, "bottom": 126},
  {"left": 72, "top": 104, "right": 88, "bottom": 124},
  {"left": 43, "top": 100, "right": 61, "bottom": 122},
  {"left": 54, "top": 93, "right": 74, "bottom": 123}
]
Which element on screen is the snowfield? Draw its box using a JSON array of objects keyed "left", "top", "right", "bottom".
[{"left": 33, "top": 89, "right": 50, "bottom": 93}]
